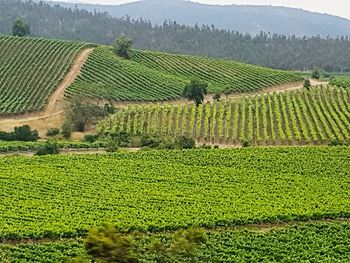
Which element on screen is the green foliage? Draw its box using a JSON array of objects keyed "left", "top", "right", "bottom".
[
  {"left": 114, "top": 36, "right": 133, "bottom": 59},
  {"left": 83, "top": 134, "right": 98, "bottom": 143},
  {"left": 106, "top": 138, "right": 119, "bottom": 153},
  {"left": 61, "top": 121, "right": 72, "bottom": 139},
  {"left": 69, "top": 98, "right": 105, "bottom": 132},
  {"left": 312, "top": 68, "right": 321, "bottom": 79},
  {"left": 330, "top": 77, "right": 350, "bottom": 88},
  {"left": 68, "top": 46, "right": 302, "bottom": 102},
  {"left": 151, "top": 228, "right": 206, "bottom": 262},
  {"left": 0, "top": 35, "right": 88, "bottom": 115},
  {"left": 0, "top": 125, "right": 39, "bottom": 141},
  {"left": 1, "top": 147, "right": 350, "bottom": 239},
  {"left": 242, "top": 140, "right": 251, "bottom": 148},
  {"left": 99, "top": 86, "right": 350, "bottom": 146},
  {"left": 2, "top": 223, "right": 350, "bottom": 262},
  {"left": 0, "top": 141, "right": 107, "bottom": 153},
  {"left": 85, "top": 224, "right": 138, "bottom": 263},
  {"left": 12, "top": 19, "right": 30, "bottom": 37},
  {"left": 175, "top": 136, "right": 196, "bottom": 149},
  {"left": 46, "top": 128, "right": 60, "bottom": 137},
  {"left": 303, "top": 79, "right": 311, "bottom": 89},
  {"left": 35, "top": 141, "right": 60, "bottom": 156},
  {"left": 182, "top": 79, "right": 208, "bottom": 106}
]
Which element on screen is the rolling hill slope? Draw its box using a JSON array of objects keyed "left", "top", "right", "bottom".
[
  {"left": 67, "top": 46, "right": 302, "bottom": 101},
  {"left": 0, "top": 35, "right": 301, "bottom": 116},
  {"left": 0, "top": 36, "right": 89, "bottom": 115}
]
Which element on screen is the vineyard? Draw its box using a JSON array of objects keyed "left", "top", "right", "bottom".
[
  {"left": 1, "top": 222, "right": 349, "bottom": 262},
  {"left": 1, "top": 147, "right": 350, "bottom": 240},
  {"left": 66, "top": 46, "right": 302, "bottom": 101},
  {"left": 98, "top": 86, "right": 350, "bottom": 145},
  {"left": 0, "top": 35, "right": 89, "bottom": 115}
]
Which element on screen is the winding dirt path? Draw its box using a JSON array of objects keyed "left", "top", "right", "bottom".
[{"left": 0, "top": 48, "right": 93, "bottom": 135}]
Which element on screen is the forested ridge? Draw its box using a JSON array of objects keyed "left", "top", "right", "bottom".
[{"left": 1, "top": 0, "right": 350, "bottom": 71}]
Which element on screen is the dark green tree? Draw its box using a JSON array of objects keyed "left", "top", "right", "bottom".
[
  {"left": 12, "top": 19, "right": 30, "bottom": 37},
  {"left": 69, "top": 97, "right": 104, "bottom": 132},
  {"left": 114, "top": 36, "right": 133, "bottom": 59},
  {"left": 303, "top": 79, "right": 311, "bottom": 90},
  {"left": 182, "top": 79, "right": 208, "bottom": 106}
]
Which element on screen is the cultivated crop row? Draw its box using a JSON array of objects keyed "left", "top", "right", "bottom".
[
  {"left": 67, "top": 46, "right": 302, "bottom": 101},
  {"left": 99, "top": 86, "right": 350, "bottom": 145},
  {"left": 0, "top": 36, "right": 88, "bottom": 115},
  {"left": 1, "top": 147, "right": 349, "bottom": 239}
]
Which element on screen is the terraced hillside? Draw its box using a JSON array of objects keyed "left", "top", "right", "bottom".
[
  {"left": 98, "top": 86, "right": 350, "bottom": 145},
  {"left": 0, "top": 36, "right": 89, "bottom": 115},
  {"left": 67, "top": 46, "right": 302, "bottom": 101}
]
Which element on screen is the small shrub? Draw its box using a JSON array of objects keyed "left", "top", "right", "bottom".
[
  {"left": 140, "top": 134, "right": 161, "bottom": 148},
  {"left": 106, "top": 139, "right": 119, "bottom": 152},
  {"left": 83, "top": 134, "right": 98, "bottom": 143},
  {"left": 303, "top": 79, "right": 311, "bottom": 90},
  {"left": 46, "top": 128, "right": 60, "bottom": 137},
  {"left": 311, "top": 68, "right": 321, "bottom": 79},
  {"left": 329, "top": 139, "right": 345, "bottom": 146},
  {"left": 61, "top": 122, "right": 72, "bottom": 139},
  {"left": 175, "top": 136, "right": 196, "bottom": 149},
  {"left": 35, "top": 141, "right": 60, "bottom": 156},
  {"left": 242, "top": 140, "right": 251, "bottom": 148},
  {"left": 214, "top": 145, "right": 219, "bottom": 149}
]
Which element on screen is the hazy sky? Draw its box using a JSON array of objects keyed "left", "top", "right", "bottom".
[{"left": 67, "top": 0, "right": 350, "bottom": 20}]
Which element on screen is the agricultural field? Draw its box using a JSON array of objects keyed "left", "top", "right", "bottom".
[
  {"left": 0, "top": 147, "right": 350, "bottom": 261},
  {"left": 66, "top": 46, "right": 302, "bottom": 101},
  {"left": 98, "top": 86, "right": 350, "bottom": 145},
  {"left": 1, "top": 147, "right": 350, "bottom": 240},
  {"left": 0, "top": 35, "right": 89, "bottom": 115},
  {"left": 1, "top": 222, "right": 349, "bottom": 262}
]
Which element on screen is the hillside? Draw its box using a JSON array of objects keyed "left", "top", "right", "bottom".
[
  {"left": 2, "top": 1, "right": 350, "bottom": 72},
  {"left": 0, "top": 35, "right": 89, "bottom": 115},
  {"left": 98, "top": 86, "right": 350, "bottom": 146},
  {"left": 49, "top": 0, "right": 350, "bottom": 37},
  {"left": 67, "top": 46, "right": 302, "bottom": 101}
]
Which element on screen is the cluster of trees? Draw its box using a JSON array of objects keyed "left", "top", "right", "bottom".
[
  {"left": 71, "top": 224, "right": 206, "bottom": 262},
  {"left": 1, "top": 0, "right": 350, "bottom": 72},
  {"left": 0, "top": 125, "right": 38, "bottom": 141}
]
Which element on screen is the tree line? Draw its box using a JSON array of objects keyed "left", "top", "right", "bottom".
[{"left": 1, "top": 0, "right": 350, "bottom": 72}]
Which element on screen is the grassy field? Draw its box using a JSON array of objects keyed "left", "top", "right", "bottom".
[
  {"left": 66, "top": 46, "right": 302, "bottom": 101},
  {"left": 0, "top": 35, "right": 88, "bottom": 115},
  {"left": 1, "top": 147, "right": 349, "bottom": 240},
  {"left": 98, "top": 86, "right": 350, "bottom": 145}
]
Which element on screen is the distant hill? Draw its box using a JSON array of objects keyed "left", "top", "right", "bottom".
[
  {"left": 2, "top": 1, "right": 350, "bottom": 72},
  {"left": 48, "top": 0, "right": 350, "bottom": 37}
]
